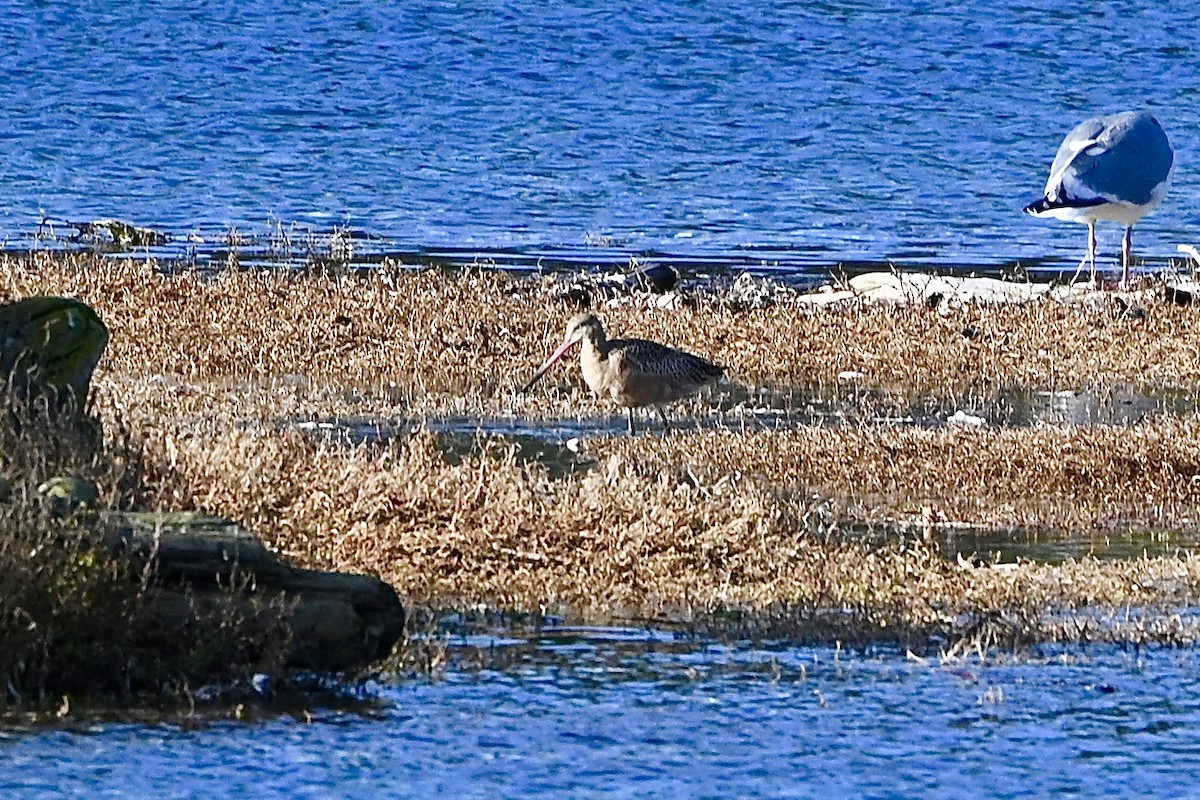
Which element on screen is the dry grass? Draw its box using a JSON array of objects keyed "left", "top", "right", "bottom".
[
  {"left": 595, "top": 422, "right": 1200, "bottom": 530},
  {"left": 8, "top": 252, "right": 1200, "bottom": 650},
  {"left": 7, "top": 252, "right": 1200, "bottom": 423},
  {"left": 142, "top": 424, "right": 1200, "bottom": 650}
]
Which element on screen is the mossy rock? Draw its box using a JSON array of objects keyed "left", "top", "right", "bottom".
[{"left": 0, "top": 296, "right": 109, "bottom": 409}]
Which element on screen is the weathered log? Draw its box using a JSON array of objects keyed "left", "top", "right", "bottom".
[{"left": 108, "top": 511, "right": 406, "bottom": 673}]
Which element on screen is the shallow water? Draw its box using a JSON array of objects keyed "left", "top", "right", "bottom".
[
  {"left": 302, "top": 382, "right": 1200, "bottom": 446},
  {"left": 6, "top": 631, "right": 1200, "bottom": 798},
  {"left": 3, "top": 1, "right": 1200, "bottom": 280}
]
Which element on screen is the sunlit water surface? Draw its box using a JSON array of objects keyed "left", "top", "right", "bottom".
[{"left": 3, "top": 0, "right": 1200, "bottom": 279}]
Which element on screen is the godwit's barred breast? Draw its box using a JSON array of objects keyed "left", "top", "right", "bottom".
[{"left": 521, "top": 313, "right": 725, "bottom": 433}]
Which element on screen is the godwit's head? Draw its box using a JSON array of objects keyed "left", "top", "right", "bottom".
[
  {"left": 520, "top": 314, "right": 606, "bottom": 393},
  {"left": 561, "top": 313, "right": 605, "bottom": 347}
]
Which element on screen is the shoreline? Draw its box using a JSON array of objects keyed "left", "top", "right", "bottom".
[{"left": 6, "top": 253, "right": 1200, "bottom": 661}]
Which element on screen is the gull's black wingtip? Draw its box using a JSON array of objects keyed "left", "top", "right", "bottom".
[
  {"left": 1024, "top": 193, "right": 1108, "bottom": 216},
  {"left": 1023, "top": 197, "right": 1051, "bottom": 216}
]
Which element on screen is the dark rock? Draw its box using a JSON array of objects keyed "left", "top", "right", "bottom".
[
  {"left": 544, "top": 261, "right": 680, "bottom": 307},
  {"left": 1114, "top": 296, "right": 1147, "bottom": 319},
  {"left": 629, "top": 263, "right": 678, "bottom": 293},
  {"left": 1165, "top": 283, "right": 1196, "bottom": 306}
]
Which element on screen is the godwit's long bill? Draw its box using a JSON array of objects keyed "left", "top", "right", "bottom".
[
  {"left": 521, "top": 313, "right": 725, "bottom": 433},
  {"left": 1024, "top": 110, "right": 1173, "bottom": 287}
]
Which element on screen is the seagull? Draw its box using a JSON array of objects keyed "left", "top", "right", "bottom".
[
  {"left": 521, "top": 313, "right": 724, "bottom": 434},
  {"left": 1023, "top": 110, "right": 1173, "bottom": 287}
]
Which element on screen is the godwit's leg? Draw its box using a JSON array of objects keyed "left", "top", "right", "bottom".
[
  {"left": 655, "top": 406, "right": 671, "bottom": 432},
  {"left": 626, "top": 407, "right": 636, "bottom": 435},
  {"left": 1122, "top": 225, "right": 1133, "bottom": 288}
]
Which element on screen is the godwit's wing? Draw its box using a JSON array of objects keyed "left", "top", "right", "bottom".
[{"left": 606, "top": 337, "right": 724, "bottom": 407}]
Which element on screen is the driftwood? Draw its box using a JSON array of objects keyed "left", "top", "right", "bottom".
[{"left": 110, "top": 512, "right": 405, "bottom": 673}]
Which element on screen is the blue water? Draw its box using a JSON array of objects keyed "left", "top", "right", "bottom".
[
  {"left": 5, "top": 633, "right": 1200, "bottom": 798},
  {"left": 2, "top": 0, "right": 1199, "bottom": 276}
]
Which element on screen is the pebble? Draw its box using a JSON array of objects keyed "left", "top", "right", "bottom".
[{"left": 947, "top": 410, "right": 987, "bottom": 428}]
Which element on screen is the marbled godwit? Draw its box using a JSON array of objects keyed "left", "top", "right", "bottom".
[
  {"left": 1024, "top": 110, "right": 1173, "bottom": 287},
  {"left": 521, "top": 313, "right": 725, "bottom": 433}
]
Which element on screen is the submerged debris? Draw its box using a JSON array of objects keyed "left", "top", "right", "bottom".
[
  {"left": 542, "top": 260, "right": 679, "bottom": 308},
  {"left": 57, "top": 218, "right": 170, "bottom": 249}
]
